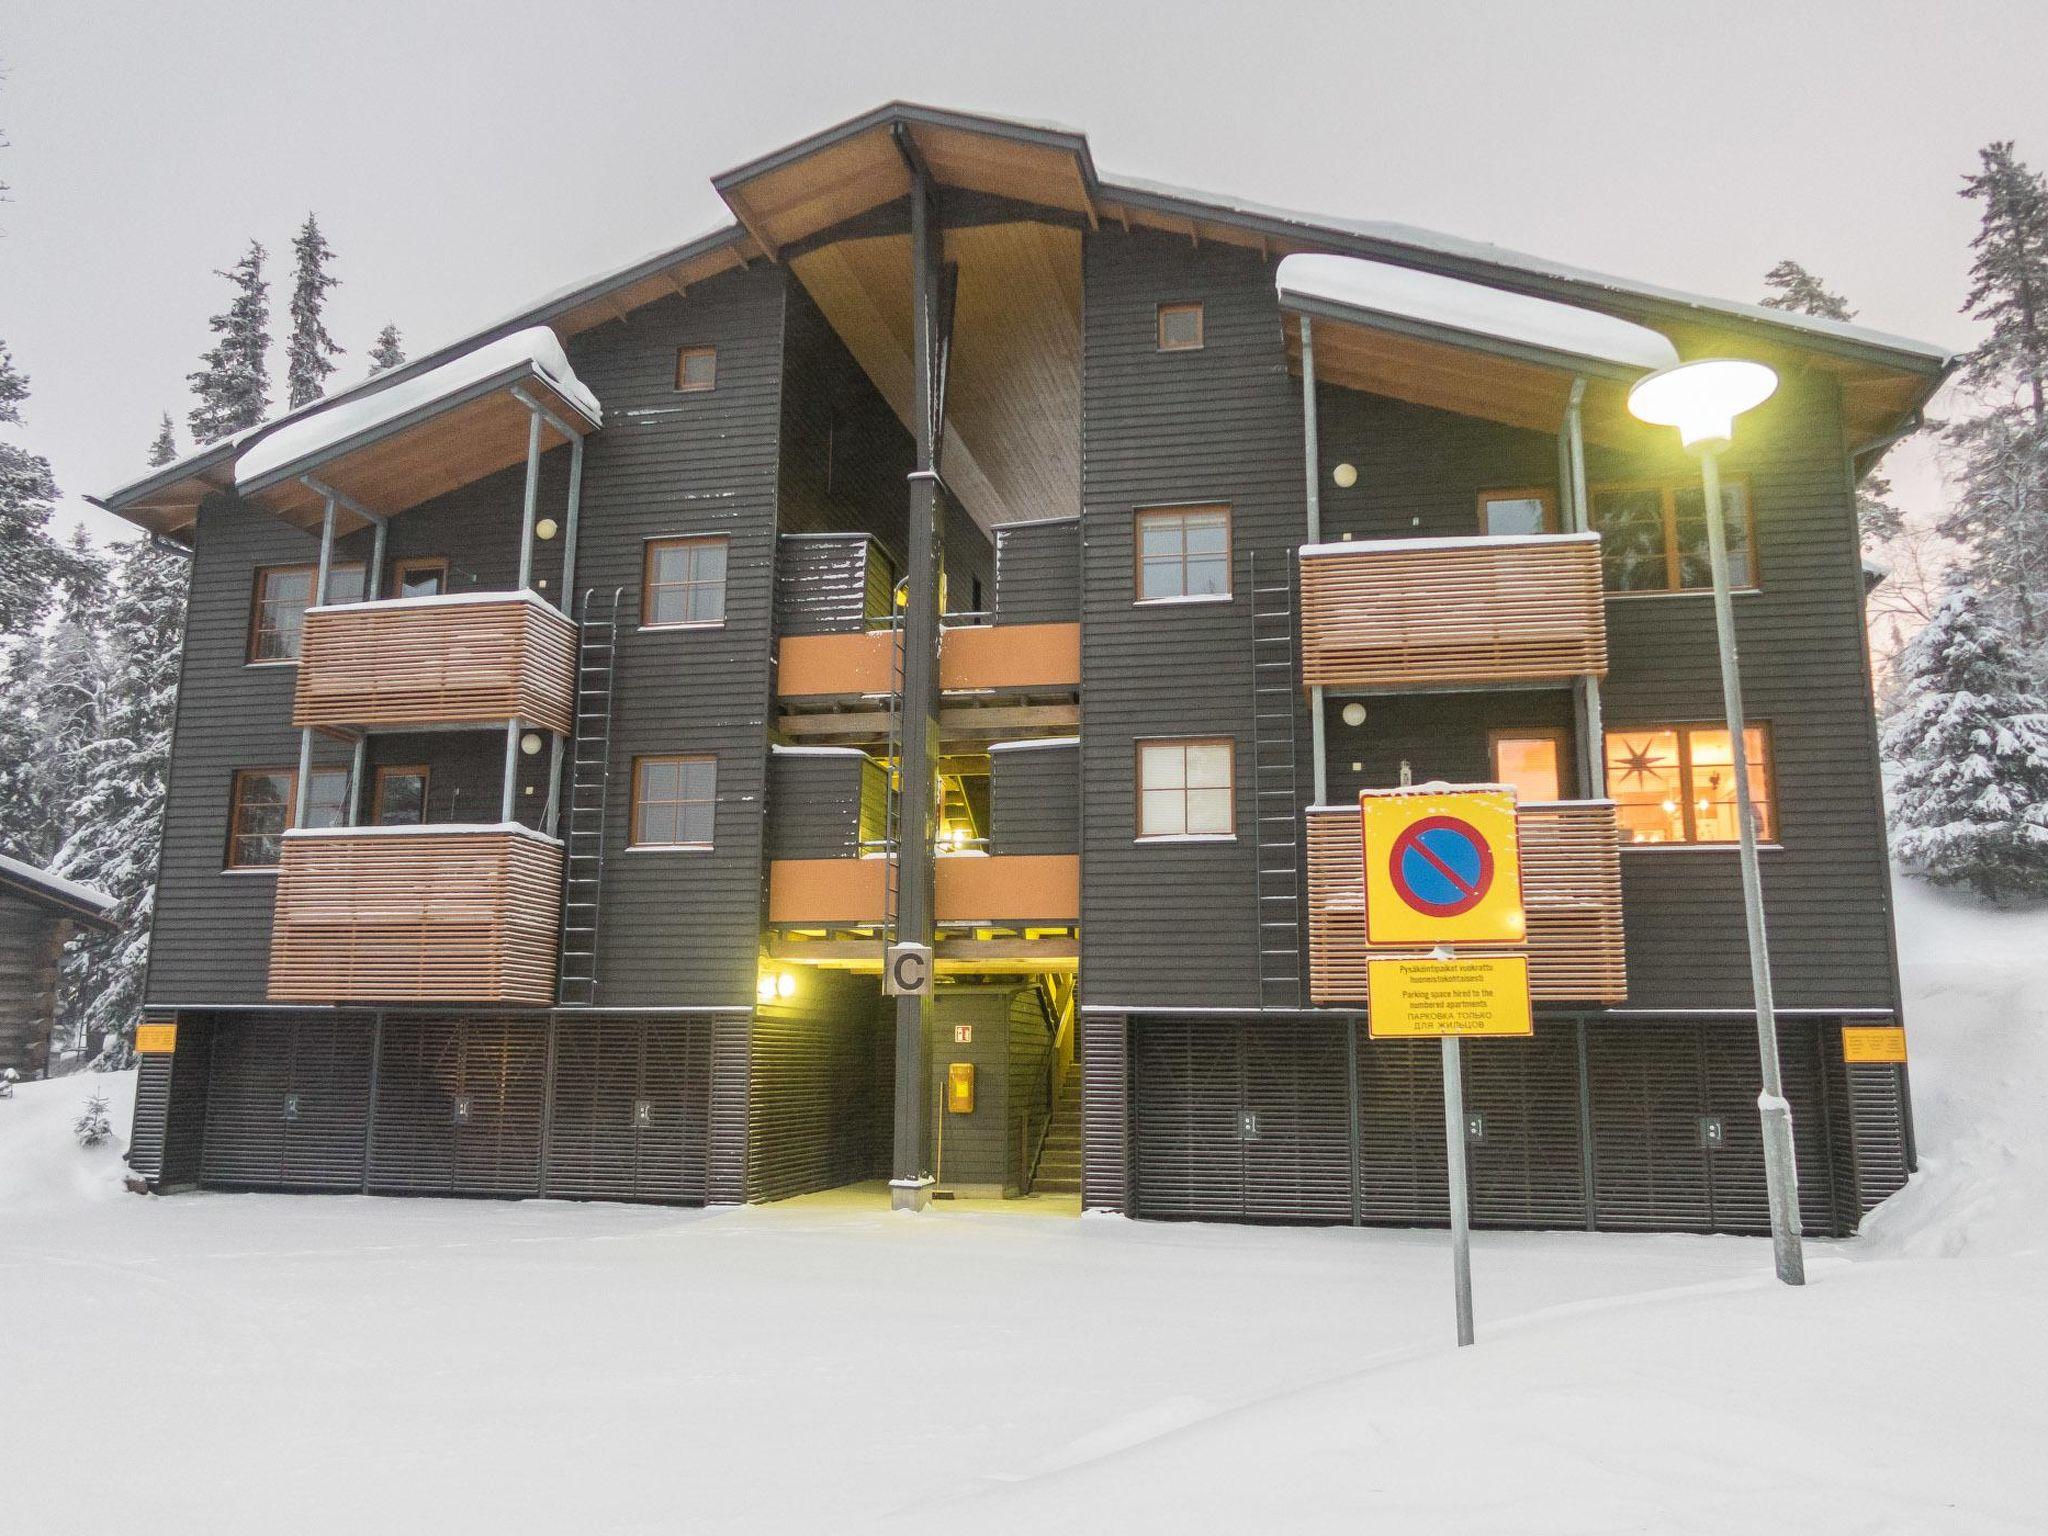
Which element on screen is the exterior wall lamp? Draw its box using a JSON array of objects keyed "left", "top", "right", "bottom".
[{"left": 1627, "top": 358, "right": 1804, "bottom": 1288}]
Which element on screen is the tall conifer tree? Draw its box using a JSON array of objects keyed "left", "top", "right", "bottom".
[
  {"left": 187, "top": 241, "right": 272, "bottom": 445},
  {"left": 147, "top": 411, "right": 178, "bottom": 468},
  {"left": 0, "top": 342, "right": 66, "bottom": 637},
  {"left": 286, "top": 214, "right": 343, "bottom": 408},
  {"left": 367, "top": 322, "right": 405, "bottom": 374}
]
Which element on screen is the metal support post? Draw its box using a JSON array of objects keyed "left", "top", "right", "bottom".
[
  {"left": 517, "top": 408, "right": 543, "bottom": 591},
  {"left": 1561, "top": 381, "right": 1604, "bottom": 797},
  {"left": 295, "top": 498, "right": 339, "bottom": 830},
  {"left": 560, "top": 434, "right": 585, "bottom": 612},
  {"left": 1700, "top": 444, "right": 1804, "bottom": 1286},
  {"left": 501, "top": 719, "right": 523, "bottom": 824},
  {"left": 348, "top": 738, "right": 368, "bottom": 826},
  {"left": 369, "top": 519, "right": 388, "bottom": 602},
  {"left": 1442, "top": 1035, "right": 1475, "bottom": 1347},
  {"left": 543, "top": 734, "right": 565, "bottom": 837}
]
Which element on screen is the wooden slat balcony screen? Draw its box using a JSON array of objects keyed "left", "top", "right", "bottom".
[
  {"left": 292, "top": 592, "right": 578, "bottom": 734},
  {"left": 267, "top": 826, "right": 564, "bottom": 1005},
  {"left": 1306, "top": 801, "right": 1625, "bottom": 1005},
  {"left": 1298, "top": 534, "right": 1607, "bottom": 691},
  {"left": 777, "top": 622, "right": 1084, "bottom": 700}
]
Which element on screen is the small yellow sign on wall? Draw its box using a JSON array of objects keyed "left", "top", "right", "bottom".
[
  {"left": 1361, "top": 786, "right": 1526, "bottom": 947},
  {"left": 135, "top": 1022, "right": 178, "bottom": 1056},
  {"left": 1842, "top": 1026, "right": 1908, "bottom": 1064},
  {"left": 1367, "top": 955, "right": 1533, "bottom": 1039}
]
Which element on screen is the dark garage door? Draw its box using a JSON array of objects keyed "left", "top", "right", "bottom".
[
  {"left": 200, "top": 1015, "right": 375, "bottom": 1191},
  {"left": 1132, "top": 1018, "right": 1351, "bottom": 1222},
  {"left": 368, "top": 1018, "right": 546, "bottom": 1197},
  {"left": 545, "top": 1017, "right": 712, "bottom": 1202}
]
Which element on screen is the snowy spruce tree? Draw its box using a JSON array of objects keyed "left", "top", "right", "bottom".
[
  {"left": 1884, "top": 590, "right": 2048, "bottom": 902},
  {"left": 187, "top": 240, "right": 271, "bottom": 445},
  {"left": 1760, "top": 260, "right": 1906, "bottom": 547},
  {"left": 147, "top": 411, "right": 177, "bottom": 468},
  {"left": 286, "top": 214, "right": 343, "bottom": 408},
  {"left": 0, "top": 341, "right": 68, "bottom": 638},
  {"left": 1943, "top": 143, "right": 2048, "bottom": 661},
  {"left": 367, "top": 321, "right": 405, "bottom": 374}
]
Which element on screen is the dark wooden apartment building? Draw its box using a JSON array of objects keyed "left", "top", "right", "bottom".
[{"left": 97, "top": 105, "right": 1946, "bottom": 1232}]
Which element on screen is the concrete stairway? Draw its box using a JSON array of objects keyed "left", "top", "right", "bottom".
[{"left": 1031, "top": 1060, "right": 1083, "bottom": 1196}]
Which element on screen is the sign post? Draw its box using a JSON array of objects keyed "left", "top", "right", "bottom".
[{"left": 1361, "top": 785, "right": 1531, "bottom": 1348}]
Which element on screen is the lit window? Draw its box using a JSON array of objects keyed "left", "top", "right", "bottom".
[
  {"left": 1592, "top": 479, "right": 1755, "bottom": 593},
  {"left": 675, "top": 346, "right": 717, "bottom": 392},
  {"left": 1490, "top": 730, "right": 1567, "bottom": 803},
  {"left": 372, "top": 765, "right": 429, "bottom": 826},
  {"left": 1137, "top": 738, "right": 1234, "bottom": 839},
  {"left": 226, "top": 766, "right": 349, "bottom": 867},
  {"left": 248, "top": 562, "right": 366, "bottom": 661},
  {"left": 632, "top": 755, "right": 717, "bottom": 847},
  {"left": 1135, "top": 505, "right": 1231, "bottom": 602},
  {"left": 1606, "top": 724, "right": 1775, "bottom": 844},
  {"left": 1478, "top": 488, "right": 1557, "bottom": 538},
  {"left": 643, "top": 536, "right": 728, "bottom": 627},
  {"left": 389, "top": 557, "right": 447, "bottom": 599},
  {"left": 1157, "top": 302, "right": 1204, "bottom": 351}
]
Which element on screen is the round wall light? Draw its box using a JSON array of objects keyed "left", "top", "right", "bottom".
[
  {"left": 1341, "top": 702, "right": 1368, "bottom": 728},
  {"left": 520, "top": 732, "right": 545, "bottom": 756},
  {"left": 535, "top": 518, "right": 560, "bottom": 541},
  {"left": 1331, "top": 463, "right": 1358, "bottom": 488}
]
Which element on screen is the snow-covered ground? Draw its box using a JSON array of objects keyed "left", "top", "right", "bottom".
[{"left": 2, "top": 875, "right": 2043, "bottom": 1535}]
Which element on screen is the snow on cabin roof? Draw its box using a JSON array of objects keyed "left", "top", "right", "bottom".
[
  {"left": 1276, "top": 253, "right": 1680, "bottom": 377},
  {"left": 235, "top": 327, "right": 600, "bottom": 492},
  {"left": 0, "top": 852, "right": 116, "bottom": 926}
]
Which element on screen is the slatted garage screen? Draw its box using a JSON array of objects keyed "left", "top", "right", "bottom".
[
  {"left": 545, "top": 1017, "right": 712, "bottom": 1202},
  {"left": 200, "top": 1014, "right": 375, "bottom": 1190},
  {"left": 1131, "top": 1017, "right": 1351, "bottom": 1222},
  {"left": 369, "top": 1018, "right": 546, "bottom": 1197},
  {"left": 1588, "top": 1020, "right": 1845, "bottom": 1236}
]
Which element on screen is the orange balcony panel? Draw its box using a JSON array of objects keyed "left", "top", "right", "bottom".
[
  {"left": 1299, "top": 534, "right": 1607, "bottom": 691},
  {"left": 936, "top": 854, "right": 1079, "bottom": 925},
  {"left": 940, "top": 622, "right": 1079, "bottom": 693},
  {"left": 1305, "top": 800, "right": 1625, "bottom": 1006},
  {"left": 777, "top": 631, "right": 895, "bottom": 699},
  {"left": 292, "top": 592, "right": 577, "bottom": 733},
  {"left": 267, "top": 825, "right": 563, "bottom": 1005},
  {"left": 768, "top": 858, "right": 888, "bottom": 925}
]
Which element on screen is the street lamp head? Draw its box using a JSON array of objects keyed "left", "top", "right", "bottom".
[{"left": 1626, "top": 358, "right": 1778, "bottom": 451}]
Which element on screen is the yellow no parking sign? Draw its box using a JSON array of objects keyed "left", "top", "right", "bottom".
[{"left": 1361, "top": 786, "right": 1527, "bottom": 947}]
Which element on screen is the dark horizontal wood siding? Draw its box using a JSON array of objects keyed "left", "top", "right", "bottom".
[
  {"left": 764, "top": 749, "right": 869, "bottom": 859},
  {"left": 563, "top": 268, "right": 787, "bottom": 1008},
  {"left": 989, "top": 740, "right": 1080, "bottom": 855},
  {"left": 994, "top": 517, "right": 1079, "bottom": 624},
  {"left": 748, "top": 970, "right": 891, "bottom": 1200},
  {"left": 1078, "top": 227, "right": 1306, "bottom": 1010}
]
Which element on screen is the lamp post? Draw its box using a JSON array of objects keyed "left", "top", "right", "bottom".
[{"left": 1627, "top": 358, "right": 1805, "bottom": 1288}]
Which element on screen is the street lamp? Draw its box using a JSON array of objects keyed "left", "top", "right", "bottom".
[{"left": 1628, "top": 358, "right": 1804, "bottom": 1287}]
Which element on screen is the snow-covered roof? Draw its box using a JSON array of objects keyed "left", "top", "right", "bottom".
[
  {"left": 987, "top": 737, "right": 1080, "bottom": 753},
  {"left": 1301, "top": 531, "right": 1601, "bottom": 558},
  {"left": 0, "top": 853, "right": 117, "bottom": 927},
  {"left": 236, "top": 327, "right": 600, "bottom": 493},
  {"left": 1277, "top": 253, "right": 1680, "bottom": 377}
]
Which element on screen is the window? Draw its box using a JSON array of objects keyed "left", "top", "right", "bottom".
[
  {"left": 1605, "top": 724, "right": 1776, "bottom": 845},
  {"left": 389, "top": 557, "right": 448, "bottom": 600},
  {"left": 675, "top": 346, "right": 717, "bottom": 392},
  {"left": 1478, "top": 487, "right": 1558, "bottom": 538},
  {"left": 1591, "top": 479, "right": 1755, "bottom": 593},
  {"left": 372, "top": 765, "right": 430, "bottom": 826},
  {"left": 1157, "top": 302, "right": 1204, "bottom": 351},
  {"left": 248, "top": 562, "right": 366, "bottom": 662},
  {"left": 1135, "top": 505, "right": 1231, "bottom": 602},
  {"left": 225, "top": 766, "right": 349, "bottom": 867},
  {"left": 631, "top": 755, "right": 716, "bottom": 847},
  {"left": 1490, "top": 729, "right": 1568, "bottom": 803},
  {"left": 642, "top": 536, "right": 728, "bottom": 627},
  {"left": 1137, "top": 738, "right": 1234, "bottom": 839}
]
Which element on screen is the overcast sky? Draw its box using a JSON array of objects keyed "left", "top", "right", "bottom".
[{"left": 5, "top": 0, "right": 2044, "bottom": 544}]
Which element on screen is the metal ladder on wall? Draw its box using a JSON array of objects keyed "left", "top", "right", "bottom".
[
  {"left": 1249, "top": 550, "right": 1304, "bottom": 1010},
  {"left": 557, "top": 587, "right": 624, "bottom": 1007}
]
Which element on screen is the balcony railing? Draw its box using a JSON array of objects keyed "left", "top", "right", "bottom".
[
  {"left": 1299, "top": 533, "right": 1607, "bottom": 691},
  {"left": 766, "top": 853, "right": 1081, "bottom": 927},
  {"left": 775, "top": 621, "right": 1081, "bottom": 701},
  {"left": 267, "top": 825, "right": 564, "bottom": 1005},
  {"left": 292, "top": 591, "right": 578, "bottom": 734},
  {"left": 1305, "top": 799, "right": 1625, "bottom": 1005}
]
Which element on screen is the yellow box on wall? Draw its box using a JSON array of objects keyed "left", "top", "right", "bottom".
[{"left": 135, "top": 1022, "right": 178, "bottom": 1056}]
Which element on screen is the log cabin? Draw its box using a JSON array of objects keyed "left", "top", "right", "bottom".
[
  {"left": 0, "top": 854, "right": 115, "bottom": 1077},
  {"left": 93, "top": 104, "right": 1946, "bottom": 1230}
]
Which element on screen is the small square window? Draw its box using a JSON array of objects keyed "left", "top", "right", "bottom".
[
  {"left": 675, "top": 346, "right": 717, "bottom": 392},
  {"left": 1157, "top": 302, "right": 1204, "bottom": 351},
  {"left": 1477, "top": 488, "right": 1557, "bottom": 538},
  {"left": 632, "top": 755, "right": 716, "bottom": 847},
  {"left": 643, "top": 535, "right": 728, "bottom": 628},
  {"left": 248, "top": 562, "right": 366, "bottom": 662},
  {"left": 226, "top": 766, "right": 349, "bottom": 867},
  {"left": 372, "top": 765, "right": 430, "bottom": 826},
  {"left": 1135, "top": 506, "right": 1231, "bottom": 602},
  {"left": 1489, "top": 729, "right": 1568, "bottom": 803},
  {"left": 1137, "top": 738, "right": 1235, "bottom": 839}
]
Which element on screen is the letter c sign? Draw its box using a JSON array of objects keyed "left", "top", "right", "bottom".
[{"left": 884, "top": 942, "right": 934, "bottom": 997}]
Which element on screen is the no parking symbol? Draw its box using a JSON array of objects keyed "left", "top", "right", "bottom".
[{"left": 1361, "top": 786, "right": 1526, "bottom": 947}]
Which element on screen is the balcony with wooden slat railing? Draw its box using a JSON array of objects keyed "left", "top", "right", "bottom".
[
  {"left": 291, "top": 591, "right": 579, "bottom": 734},
  {"left": 266, "top": 825, "right": 564, "bottom": 1005},
  {"left": 1299, "top": 532, "right": 1607, "bottom": 691},
  {"left": 1305, "top": 799, "right": 1625, "bottom": 1006},
  {"left": 766, "top": 853, "right": 1081, "bottom": 927}
]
